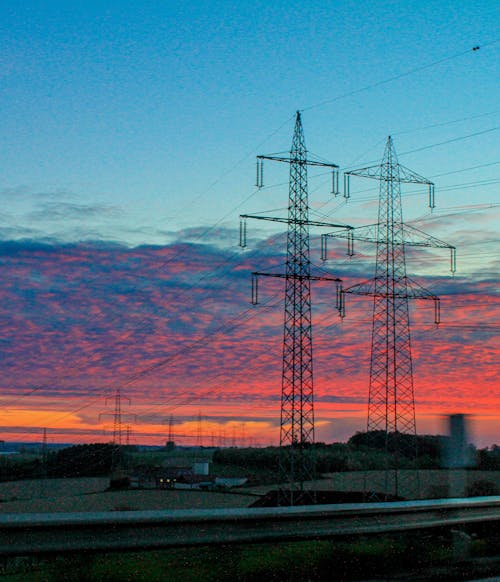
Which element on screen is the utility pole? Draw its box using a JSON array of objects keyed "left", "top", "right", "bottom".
[
  {"left": 240, "top": 111, "right": 350, "bottom": 505},
  {"left": 323, "top": 136, "right": 456, "bottom": 499}
]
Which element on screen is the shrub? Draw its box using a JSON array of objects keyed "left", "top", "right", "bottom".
[{"left": 465, "top": 479, "right": 499, "bottom": 497}]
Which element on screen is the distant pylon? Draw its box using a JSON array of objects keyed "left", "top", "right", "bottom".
[
  {"left": 240, "top": 111, "right": 350, "bottom": 505},
  {"left": 196, "top": 411, "right": 203, "bottom": 448},
  {"left": 323, "top": 136, "right": 456, "bottom": 499},
  {"left": 168, "top": 415, "right": 174, "bottom": 443},
  {"left": 41, "top": 427, "right": 48, "bottom": 476},
  {"left": 125, "top": 425, "right": 132, "bottom": 446},
  {"left": 111, "top": 388, "right": 126, "bottom": 446},
  {"left": 99, "top": 388, "right": 134, "bottom": 469}
]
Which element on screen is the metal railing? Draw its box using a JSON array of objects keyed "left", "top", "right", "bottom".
[{"left": 1, "top": 496, "right": 499, "bottom": 556}]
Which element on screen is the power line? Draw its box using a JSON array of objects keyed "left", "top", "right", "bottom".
[
  {"left": 301, "top": 41, "right": 499, "bottom": 113},
  {"left": 392, "top": 109, "right": 500, "bottom": 136},
  {"left": 27, "top": 291, "right": 286, "bottom": 428},
  {"left": 399, "top": 126, "right": 500, "bottom": 156}
]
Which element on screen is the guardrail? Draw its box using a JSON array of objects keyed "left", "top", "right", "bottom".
[{"left": 1, "top": 496, "right": 499, "bottom": 556}]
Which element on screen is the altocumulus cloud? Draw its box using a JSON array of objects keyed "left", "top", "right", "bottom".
[{"left": 0, "top": 231, "right": 497, "bottom": 445}]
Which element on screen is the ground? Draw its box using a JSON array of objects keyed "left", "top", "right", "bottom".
[
  {"left": 0, "top": 469, "right": 498, "bottom": 513},
  {"left": 0, "top": 477, "right": 254, "bottom": 513}
]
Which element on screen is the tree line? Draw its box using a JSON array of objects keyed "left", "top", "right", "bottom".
[
  {"left": 0, "top": 434, "right": 498, "bottom": 482},
  {"left": 213, "top": 431, "right": 500, "bottom": 473}
]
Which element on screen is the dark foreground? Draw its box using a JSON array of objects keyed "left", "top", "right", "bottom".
[{"left": 1, "top": 525, "right": 498, "bottom": 581}]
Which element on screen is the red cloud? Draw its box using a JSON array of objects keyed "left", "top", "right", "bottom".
[{"left": 0, "top": 237, "right": 497, "bottom": 447}]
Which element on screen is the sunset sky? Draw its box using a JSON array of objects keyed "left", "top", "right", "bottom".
[{"left": 0, "top": 1, "right": 498, "bottom": 447}]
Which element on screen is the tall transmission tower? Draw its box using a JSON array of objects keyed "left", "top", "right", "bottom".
[
  {"left": 167, "top": 414, "right": 175, "bottom": 448},
  {"left": 240, "top": 111, "right": 350, "bottom": 505},
  {"left": 196, "top": 411, "right": 203, "bottom": 448},
  {"left": 41, "top": 427, "right": 48, "bottom": 478},
  {"left": 168, "top": 415, "right": 174, "bottom": 442},
  {"left": 100, "top": 388, "right": 134, "bottom": 470},
  {"left": 322, "top": 136, "right": 456, "bottom": 499},
  {"left": 110, "top": 388, "right": 130, "bottom": 447},
  {"left": 41, "top": 427, "right": 48, "bottom": 462}
]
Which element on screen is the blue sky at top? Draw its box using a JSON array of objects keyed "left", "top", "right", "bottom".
[
  {"left": 0, "top": 0, "right": 498, "bottom": 253},
  {"left": 0, "top": 1, "right": 498, "bottom": 445}
]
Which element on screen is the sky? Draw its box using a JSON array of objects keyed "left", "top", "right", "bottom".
[{"left": 0, "top": 1, "right": 498, "bottom": 447}]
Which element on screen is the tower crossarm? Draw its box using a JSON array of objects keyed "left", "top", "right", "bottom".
[
  {"left": 257, "top": 154, "right": 339, "bottom": 169},
  {"left": 321, "top": 223, "right": 456, "bottom": 272},
  {"left": 240, "top": 214, "right": 351, "bottom": 248},
  {"left": 341, "top": 276, "right": 440, "bottom": 322},
  {"left": 252, "top": 271, "right": 342, "bottom": 282},
  {"left": 240, "top": 213, "right": 351, "bottom": 229},
  {"left": 403, "top": 223, "right": 455, "bottom": 249},
  {"left": 345, "top": 163, "right": 432, "bottom": 185},
  {"left": 344, "top": 275, "right": 437, "bottom": 299},
  {"left": 404, "top": 276, "right": 440, "bottom": 300},
  {"left": 344, "top": 153, "right": 435, "bottom": 208},
  {"left": 402, "top": 225, "right": 456, "bottom": 272},
  {"left": 254, "top": 143, "right": 340, "bottom": 191},
  {"left": 251, "top": 270, "right": 342, "bottom": 307},
  {"left": 325, "top": 223, "right": 378, "bottom": 242}
]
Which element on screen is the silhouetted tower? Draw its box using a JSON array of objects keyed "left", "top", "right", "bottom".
[
  {"left": 323, "top": 136, "right": 456, "bottom": 499},
  {"left": 100, "top": 388, "right": 134, "bottom": 470},
  {"left": 111, "top": 388, "right": 126, "bottom": 446},
  {"left": 196, "top": 411, "right": 203, "bottom": 448},
  {"left": 240, "top": 111, "right": 349, "bottom": 505},
  {"left": 41, "top": 427, "right": 48, "bottom": 461},
  {"left": 41, "top": 427, "right": 48, "bottom": 477},
  {"left": 168, "top": 415, "right": 174, "bottom": 443},
  {"left": 166, "top": 414, "right": 176, "bottom": 450}
]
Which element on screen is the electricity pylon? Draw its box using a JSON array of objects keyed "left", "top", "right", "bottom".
[
  {"left": 41, "top": 427, "right": 48, "bottom": 478},
  {"left": 111, "top": 388, "right": 126, "bottom": 446},
  {"left": 322, "top": 136, "right": 456, "bottom": 499},
  {"left": 240, "top": 111, "right": 350, "bottom": 505},
  {"left": 166, "top": 414, "right": 175, "bottom": 449},
  {"left": 100, "top": 388, "right": 135, "bottom": 471}
]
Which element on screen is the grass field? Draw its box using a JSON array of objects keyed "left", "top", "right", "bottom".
[
  {"left": 0, "top": 468, "right": 498, "bottom": 580},
  {"left": 0, "top": 477, "right": 254, "bottom": 513},
  {"left": 0, "top": 469, "right": 498, "bottom": 513},
  {"left": 2, "top": 532, "right": 499, "bottom": 581}
]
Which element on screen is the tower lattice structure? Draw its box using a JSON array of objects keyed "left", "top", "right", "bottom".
[
  {"left": 240, "top": 111, "right": 349, "bottom": 505},
  {"left": 100, "top": 388, "right": 134, "bottom": 471},
  {"left": 111, "top": 388, "right": 125, "bottom": 446},
  {"left": 323, "top": 136, "right": 456, "bottom": 499}
]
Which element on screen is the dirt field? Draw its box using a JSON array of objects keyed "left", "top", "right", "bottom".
[
  {"left": 0, "top": 477, "right": 256, "bottom": 513},
  {"left": 242, "top": 469, "right": 500, "bottom": 499},
  {"left": 0, "top": 470, "right": 497, "bottom": 513}
]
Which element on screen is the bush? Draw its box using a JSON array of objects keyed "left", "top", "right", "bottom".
[
  {"left": 47, "top": 443, "right": 115, "bottom": 477},
  {"left": 465, "top": 479, "right": 499, "bottom": 497}
]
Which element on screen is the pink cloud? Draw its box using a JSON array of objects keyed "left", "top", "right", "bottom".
[{"left": 0, "top": 235, "right": 496, "bottom": 447}]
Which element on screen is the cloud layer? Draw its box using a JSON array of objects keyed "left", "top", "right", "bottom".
[{"left": 0, "top": 229, "right": 497, "bottom": 447}]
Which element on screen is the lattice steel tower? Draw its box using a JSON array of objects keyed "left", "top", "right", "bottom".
[
  {"left": 240, "top": 111, "right": 349, "bottom": 505},
  {"left": 323, "top": 136, "right": 455, "bottom": 499},
  {"left": 100, "top": 388, "right": 134, "bottom": 471}
]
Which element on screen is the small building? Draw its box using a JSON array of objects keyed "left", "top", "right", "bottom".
[
  {"left": 131, "top": 461, "right": 219, "bottom": 490},
  {"left": 176, "top": 473, "right": 216, "bottom": 490},
  {"left": 214, "top": 477, "right": 248, "bottom": 489},
  {"left": 192, "top": 461, "right": 210, "bottom": 476}
]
